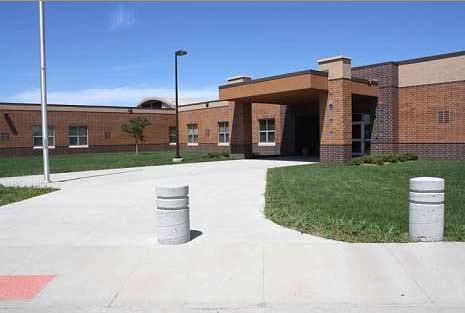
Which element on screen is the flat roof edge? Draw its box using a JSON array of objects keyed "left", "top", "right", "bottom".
[
  {"left": 181, "top": 99, "right": 231, "bottom": 107},
  {"left": 219, "top": 69, "right": 328, "bottom": 89},
  {"left": 397, "top": 50, "right": 465, "bottom": 65},
  {"left": 353, "top": 50, "right": 465, "bottom": 70},
  {"left": 0, "top": 102, "right": 174, "bottom": 111}
]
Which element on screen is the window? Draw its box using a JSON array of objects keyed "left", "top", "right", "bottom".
[
  {"left": 187, "top": 124, "right": 198, "bottom": 144},
  {"left": 140, "top": 101, "right": 162, "bottom": 109},
  {"left": 69, "top": 126, "right": 88, "bottom": 147},
  {"left": 169, "top": 126, "right": 177, "bottom": 145},
  {"left": 32, "top": 125, "right": 55, "bottom": 148},
  {"left": 0, "top": 132, "right": 9, "bottom": 143},
  {"left": 104, "top": 131, "right": 112, "bottom": 140},
  {"left": 438, "top": 111, "right": 450, "bottom": 124},
  {"left": 259, "top": 119, "right": 275, "bottom": 144},
  {"left": 218, "top": 121, "right": 230, "bottom": 145}
]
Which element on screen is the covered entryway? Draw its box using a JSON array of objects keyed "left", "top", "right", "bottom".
[
  {"left": 218, "top": 57, "right": 379, "bottom": 162},
  {"left": 295, "top": 114, "right": 319, "bottom": 156}
]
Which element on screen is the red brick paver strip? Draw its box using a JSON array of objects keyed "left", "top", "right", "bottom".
[{"left": 0, "top": 275, "right": 54, "bottom": 300}]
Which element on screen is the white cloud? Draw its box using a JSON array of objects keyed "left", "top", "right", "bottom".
[
  {"left": 5, "top": 86, "right": 218, "bottom": 107},
  {"left": 110, "top": 6, "right": 135, "bottom": 30}
]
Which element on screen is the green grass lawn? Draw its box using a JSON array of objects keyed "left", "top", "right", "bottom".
[
  {"left": 0, "top": 151, "right": 230, "bottom": 178},
  {"left": 0, "top": 185, "right": 56, "bottom": 207},
  {"left": 265, "top": 160, "right": 465, "bottom": 242}
]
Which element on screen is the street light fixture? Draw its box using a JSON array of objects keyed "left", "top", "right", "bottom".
[{"left": 173, "top": 49, "right": 188, "bottom": 163}]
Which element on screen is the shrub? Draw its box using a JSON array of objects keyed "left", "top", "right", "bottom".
[
  {"left": 385, "top": 154, "right": 398, "bottom": 163},
  {"left": 207, "top": 152, "right": 229, "bottom": 158},
  {"left": 404, "top": 152, "right": 418, "bottom": 161},
  {"left": 351, "top": 152, "right": 418, "bottom": 166},
  {"left": 351, "top": 158, "right": 362, "bottom": 165}
]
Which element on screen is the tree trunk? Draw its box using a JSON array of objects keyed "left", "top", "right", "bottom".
[{"left": 135, "top": 139, "right": 139, "bottom": 155}]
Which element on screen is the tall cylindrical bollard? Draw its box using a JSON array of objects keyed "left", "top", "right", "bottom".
[
  {"left": 409, "top": 177, "right": 444, "bottom": 242},
  {"left": 155, "top": 184, "right": 190, "bottom": 245}
]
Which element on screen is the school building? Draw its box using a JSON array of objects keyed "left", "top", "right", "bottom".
[{"left": 1, "top": 50, "right": 464, "bottom": 161}]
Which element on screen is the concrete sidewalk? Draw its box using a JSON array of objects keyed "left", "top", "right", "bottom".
[{"left": 1, "top": 159, "right": 464, "bottom": 312}]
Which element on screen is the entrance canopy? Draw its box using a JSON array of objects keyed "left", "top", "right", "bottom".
[{"left": 218, "top": 69, "right": 378, "bottom": 105}]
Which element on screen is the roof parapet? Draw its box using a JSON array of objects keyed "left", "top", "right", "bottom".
[
  {"left": 317, "top": 55, "right": 352, "bottom": 65},
  {"left": 226, "top": 75, "right": 252, "bottom": 84}
]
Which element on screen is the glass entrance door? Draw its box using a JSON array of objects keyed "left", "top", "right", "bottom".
[{"left": 352, "top": 114, "right": 371, "bottom": 156}]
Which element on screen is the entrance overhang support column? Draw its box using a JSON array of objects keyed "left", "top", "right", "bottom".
[
  {"left": 230, "top": 101, "right": 253, "bottom": 158},
  {"left": 318, "top": 56, "right": 353, "bottom": 162}
]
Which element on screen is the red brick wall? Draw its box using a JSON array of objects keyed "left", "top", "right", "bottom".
[
  {"left": 320, "top": 79, "right": 352, "bottom": 162},
  {"left": 178, "top": 105, "right": 231, "bottom": 146},
  {"left": 352, "top": 63, "right": 400, "bottom": 154},
  {"left": 399, "top": 81, "right": 465, "bottom": 144},
  {"left": 178, "top": 102, "right": 283, "bottom": 156},
  {"left": 0, "top": 109, "right": 175, "bottom": 155},
  {"left": 320, "top": 79, "right": 352, "bottom": 146}
]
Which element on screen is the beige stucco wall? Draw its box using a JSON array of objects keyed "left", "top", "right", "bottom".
[{"left": 399, "top": 55, "right": 465, "bottom": 87}]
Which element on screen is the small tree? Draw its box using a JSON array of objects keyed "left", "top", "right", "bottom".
[{"left": 121, "top": 116, "right": 152, "bottom": 154}]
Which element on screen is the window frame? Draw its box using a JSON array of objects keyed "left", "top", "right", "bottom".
[
  {"left": 438, "top": 111, "right": 450, "bottom": 124},
  {"left": 0, "top": 132, "right": 10, "bottom": 144},
  {"left": 258, "top": 119, "right": 276, "bottom": 146},
  {"left": 187, "top": 124, "right": 199, "bottom": 146},
  {"left": 217, "top": 121, "right": 230, "bottom": 146},
  {"left": 68, "top": 125, "right": 89, "bottom": 148},
  {"left": 169, "top": 126, "right": 177, "bottom": 145},
  {"left": 32, "top": 125, "right": 55, "bottom": 149}
]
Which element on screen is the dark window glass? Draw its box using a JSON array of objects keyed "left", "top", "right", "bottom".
[
  {"left": 32, "top": 125, "right": 54, "bottom": 147},
  {"left": 218, "top": 122, "right": 229, "bottom": 143},
  {"left": 438, "top": 111, "right": 450, "bottom": 124},
  {"left": 69, "top": 126, "right": 88, "bottom": 146},
  {"left": 169, "top": 127, "right": 176, "bottom": 143},
  {"left": 69, "top": 136, "right": 78, "bottom": 146},
  {"left": 352, "top": 113, "right": 362, "bottom": 122},
  {"left": 352, "top": 141, "right": 361, "bottom": 154},
  {"left": 0, "top": 132, "right": 10, "bottom": 143},
  {"left": 258, "top": 119, "right": 275, "bottom": 143},
  {"left": 268, "top": 132, "right": 275, "bottom": 143},
  {"left": 352, "top": 124, "right": 361, "bottom": 139}
]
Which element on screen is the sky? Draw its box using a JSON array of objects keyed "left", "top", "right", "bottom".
[{"left": 1, "top": 1, "right": 465, "bottom": 106}]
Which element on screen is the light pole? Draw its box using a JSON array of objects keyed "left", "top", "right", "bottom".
[
  {"left": 173, "top": 50, "right": 187, "bottom": 163},
  {"left": 39, "top": 0, "right": 50, "bottom": 184}
]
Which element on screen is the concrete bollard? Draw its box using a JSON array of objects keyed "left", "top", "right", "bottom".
[
  {"left": 155, "top": 184, "right": 190, "bottom": 245},
  {"left": 409, "top": 177, "right": 444, "bottom": 242}
]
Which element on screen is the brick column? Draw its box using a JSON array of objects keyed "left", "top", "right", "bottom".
[
  {"left": 230, "top": 101, "right": 252, "bottom": 158},
  {"left": 318, "top": 56, "right": 352, "bottom": 162}
]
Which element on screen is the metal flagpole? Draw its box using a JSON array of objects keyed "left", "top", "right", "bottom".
[{"left": 39, "top": 0, "right": 50, "bottom": 184}]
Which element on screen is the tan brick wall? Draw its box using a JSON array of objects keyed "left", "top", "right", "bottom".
[
  {"left": 0, "top": 109, "right": 175, "bottom": 150},
  {"left": 318, "top": 57, "right": 351, "bottom": 80},
  {"left": 399, "top": 55, "right": 465, "bottom": 87},
  {"left": 399, "top": 81, "right": 465, "bottom": 144}
]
